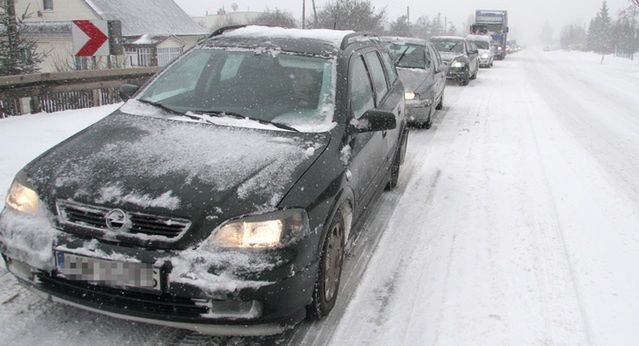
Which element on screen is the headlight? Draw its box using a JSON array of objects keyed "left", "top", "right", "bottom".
[
  {"left": 208, "top": 209, "right": 309, "bottom": 249},
  {"left": 405, "top": 91, "right": 416, "bottom": 100},
  {"left": 6, "top": 180, "right": 39, "bottom": 214},
  {"left": 451, "top": 61, "right": 465, "bottom": 68},
  {"left": 481, "top": 53, "right": 490, "bottom": 59}
]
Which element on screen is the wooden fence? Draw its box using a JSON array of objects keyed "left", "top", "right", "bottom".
[{"left": 0, "top": 67, "right": 161, "bottom": 118}]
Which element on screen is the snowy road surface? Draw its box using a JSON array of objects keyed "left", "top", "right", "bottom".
[{"left": 1, "top": 50, "right": 639, "bottom": 345}]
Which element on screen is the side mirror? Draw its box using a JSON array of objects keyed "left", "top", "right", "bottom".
[
  {"left": 119, "top": 84, "right": 139, "bottom": 101},
  {"left": 351, "top": 109, "right": 397, "bottom": 133}
]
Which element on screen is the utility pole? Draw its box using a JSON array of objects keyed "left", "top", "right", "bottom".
[
  {"left": 302, "top": 0, "right": 306, "bottom": 29},
  {"left": 312, "top": 0, "right": 318, "bottom": 25}
]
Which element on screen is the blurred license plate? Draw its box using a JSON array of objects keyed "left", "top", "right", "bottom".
[{"left": 55, "top": 252, "right": 161, "bottom": 292}]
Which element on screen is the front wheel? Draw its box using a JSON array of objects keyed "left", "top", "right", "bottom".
[
  {"left": 460, "top": 71, "right": 470, "bottom": 86},
  {"left": 307, "top": 209, "right": 346, "bottom": 320},
  {"left": 435, "top": 94, "right": 444, "bottom": 110}
]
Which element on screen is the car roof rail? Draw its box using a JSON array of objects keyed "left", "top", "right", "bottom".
[
  {"left": 340, "top": 32, "right": 379, "bottom": 50},
  {"left": 202, "top": 25, "right": 248, "bottom": 42}
]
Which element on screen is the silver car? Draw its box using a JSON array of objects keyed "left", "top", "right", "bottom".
[{"left": 383, "top": 37, "right": 447, "bottom": 129}]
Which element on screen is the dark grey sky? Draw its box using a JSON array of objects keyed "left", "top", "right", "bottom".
[{"left": 174, "top": 0, "right": 633, "bottom": 44}]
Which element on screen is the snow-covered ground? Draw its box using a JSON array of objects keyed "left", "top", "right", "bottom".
[{"left": 1, "top": 50, "right": 639, "bottom": 345}]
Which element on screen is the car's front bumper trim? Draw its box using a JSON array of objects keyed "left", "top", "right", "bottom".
[{"left": 26, "top": 284, "right": 292, "bottom": 336}]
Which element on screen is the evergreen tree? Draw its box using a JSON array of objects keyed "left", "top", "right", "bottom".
[
  {"left": 0, "top": 0, "right": 43, "bottom": 76},
  {"left": 587, "top": 1, "right": 614, "bottom": 53}
]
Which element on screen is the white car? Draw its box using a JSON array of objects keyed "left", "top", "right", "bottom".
[{"left": 467, "top": 34, "right": 494, "bottom": 68}]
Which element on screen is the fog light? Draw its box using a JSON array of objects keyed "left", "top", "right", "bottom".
[{"left": 194, "top": 299, "right": 263, "bottom": 319}]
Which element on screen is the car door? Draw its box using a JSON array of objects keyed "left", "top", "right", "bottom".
[
  {"left": 346, "top": 50, "right": 389, "bottom": 210},
  {"left": 363, "top": 50, "right": 403, "bottom": 174},
  {"left": 428, "top": 45, "right": 446, "bottom": 103},
  {"left": 467, "top": 41, "right": 479, "bottom": 73}
]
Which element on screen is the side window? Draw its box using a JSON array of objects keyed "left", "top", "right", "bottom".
[
  {"left": 429, "top": 46, "right": 439, "bottom": 71},
  {"left": 364, "top": 52, "right": 388, "bottom": 105},
  {"left": 380, "top": 50, "right": 397, "bottom": 82},
  {"left": 424, "top": 47, "right": 433, "bottom": 69},
  {"left": 43, "top": 0, "right": 53, "bottom": 10},
  {"left": 349, "top": 56, "right": 375, "bottom": 119}
]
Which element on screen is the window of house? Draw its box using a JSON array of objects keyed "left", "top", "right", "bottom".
[{"left": 43, "top": 0, "right": 53, "bottom": 11}]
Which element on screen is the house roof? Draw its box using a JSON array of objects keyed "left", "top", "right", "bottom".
[{"left": 84, "top": 0, "right": 207, "bottom": 37}]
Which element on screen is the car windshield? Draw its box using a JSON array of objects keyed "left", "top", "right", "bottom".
[
  {"left": 432, "top": 40, "right": 464, "bottom": 53},
  {"left": 385, "top": 43, "right": 426, "bottom": 69},
  {"left": 472, "top": 41, "right": 490, "bottom": 49},
  {"left": 137, "top": 48, "right": 336, "bottom": 132}
]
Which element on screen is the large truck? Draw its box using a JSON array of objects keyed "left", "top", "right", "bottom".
[{"left": 470, "top": 10, "right": 509, "bottom": 60}]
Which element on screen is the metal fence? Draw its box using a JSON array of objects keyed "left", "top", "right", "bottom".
[{"left": 0, "top": 67, "right": 161, "bottom": 118}]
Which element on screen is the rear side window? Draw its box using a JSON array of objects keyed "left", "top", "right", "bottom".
[
  {"left": 349, "top": 56, "right": 375, "bottom": 119},
  {"left": 364, "top": 52, "right": 388, "bottom": 105},
  {"left": 428, "top": 47, "right": 441, "bottom": 71},
  {"left": 380, "top": 51, "right": 397, "bottom": 81},
  {"left": 424, "top": 47, "right": 433, "bottom": 69}
]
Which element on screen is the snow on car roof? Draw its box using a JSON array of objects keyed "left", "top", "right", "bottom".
[
  {"left": 380, "top": 36, "right": 428, "bottom": 46},
  {"left": 431, "top": 36, "right": 466, "bottom": 41},
  {"left": 466, "top": 34, "right": 492, "bottom": 42},
  {"left": 221, "top": 25, "right": 355, "bottom": 47}
]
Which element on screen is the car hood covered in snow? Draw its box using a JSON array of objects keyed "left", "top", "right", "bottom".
[
  {"left": 397, "top": 67, "right": 431, "bottom": 92},
  {"left": 21, "top": 111, "right": 329, "bottom": 245},
  {"left": 439, "top": 51, "right": 465, "bottom": 63}
]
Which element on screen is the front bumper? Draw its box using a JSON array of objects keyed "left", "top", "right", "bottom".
[
  {"left": 1, "top": 233, "right": 318, "bottom": 335},
  {"left": 479, "top": 58, "right": 491, "bottom": 66},
  {"left": 405, "top": 99, "right": 431, "bottom": 122},
  {"left": 446, "top": 67, "right": 468, "bottom": 80}
]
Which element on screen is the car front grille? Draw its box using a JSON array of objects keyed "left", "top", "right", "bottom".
[{"left": 56, "top": 200, "right": 191, "bottom": 239}]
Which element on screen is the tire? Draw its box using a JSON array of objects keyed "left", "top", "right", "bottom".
[
  {"left": 385, "top": 137, "right": 404, "bottom": 190},
  {"left": 424, "top": 107, "right": 433, "bottom": 129},
  {"left": 460, "top": 71, "right": 470, "bottom": 86},
  {"left": 471, "top": 67, "right": 478, "bottom": 80},
  {"left": 435, "top": 94, "right": 444, "bottom": 110},
  {"left": 307, "top": 209, "right": 346, "bottom": 320}
]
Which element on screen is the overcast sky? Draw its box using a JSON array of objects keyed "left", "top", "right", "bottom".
[{"left": 174, "top": 0, "right": 634, "bottom": 44}]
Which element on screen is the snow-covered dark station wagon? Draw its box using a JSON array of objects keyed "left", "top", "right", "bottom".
[{"left": 0, "top": 26, "right": 407, "bottom": 335}]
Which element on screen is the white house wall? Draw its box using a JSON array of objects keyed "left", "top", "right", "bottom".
[{"left": 17, "top": 0, "right": 98, "bottom": 22}]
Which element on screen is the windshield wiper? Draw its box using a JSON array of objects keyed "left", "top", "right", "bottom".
[
  {"left": 137, "top": 99, "right": 222, "bottom": 124},
  {"left": 393, "top": 47, "right": 410, "bottom": 65},
  {"left": 191, "top": 110, "right": 300, "bottom": 132}
]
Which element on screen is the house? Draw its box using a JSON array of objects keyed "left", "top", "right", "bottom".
[{"left": 16, "top": 0, "right": 207, "bottom": 72}]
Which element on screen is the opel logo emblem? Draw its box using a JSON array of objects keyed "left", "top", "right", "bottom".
[{"left": 105, "top": 209, "right": 129, "bottom": 232}]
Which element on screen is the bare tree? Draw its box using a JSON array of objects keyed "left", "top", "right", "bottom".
[
  {"left": 254, "top": 9, "right": 297, "bottom": 28},
  {"left": 314, "top": 0, "right": 385, "bottom": 32}
]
